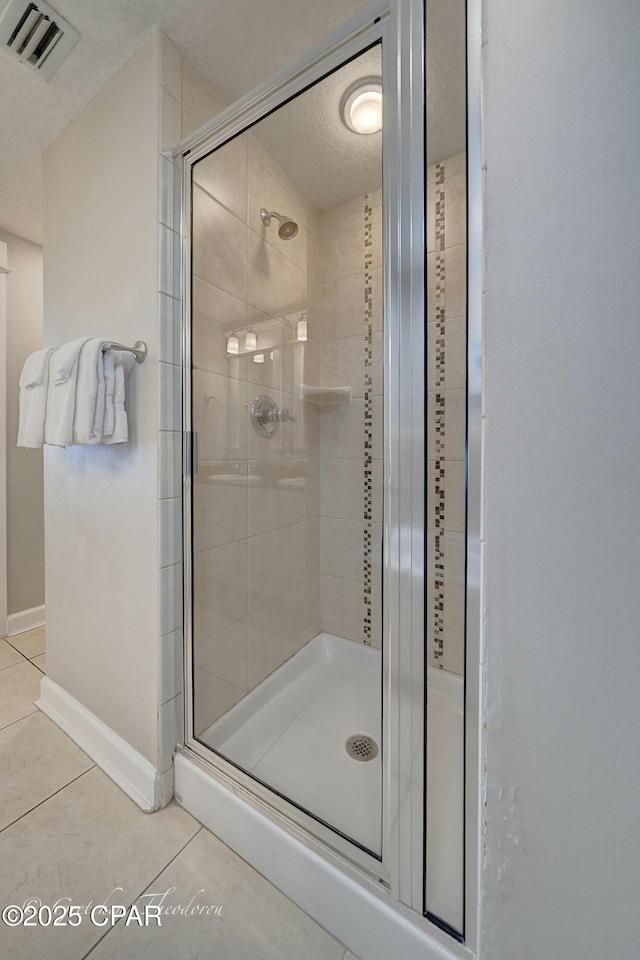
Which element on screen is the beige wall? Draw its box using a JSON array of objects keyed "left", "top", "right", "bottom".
[
  {"left": 43, "top": 37, "right": 160, "bottom": 765},
  {"left": 0, "top": 228, "right": 44, "bottom": 616}
]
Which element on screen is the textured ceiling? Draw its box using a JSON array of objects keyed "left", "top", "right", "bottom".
[
  {"left": 0, "top": 0, "right": 198, "bottom": 243},
  {"left": 167, "top": 0, "right": 465, "bottom": 209},
  {"left": 249, "top": 46, "right": 383, "bottom": 212},
  {"left": 0, "top": 0, "right": 466, "bottom": 244}
]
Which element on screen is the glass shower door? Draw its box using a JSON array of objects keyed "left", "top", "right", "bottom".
[{"left": 188, "top": 46, "right": 384, "bottom": 857}]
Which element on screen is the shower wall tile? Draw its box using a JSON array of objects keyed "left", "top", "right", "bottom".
[
  {"left": 194, "top": 137, "right": 248, "bottom": 222},
  {"left": 426, "top": 154, "right": 468, "bottom": 677},
  {"left": 193, "top": 187, "right": 247, "bottom": 302},
  {"left": 247, "top": 461, "right": 296, "bottom": 537},
  {"left": 192, "top": 278, "right": 247, "bottom": 379},
  {"left": 193, "top": 466, "right": 248, "bottom": 551},
  {"left": 159, "top": 431, "right": 181, "bottom": 499},
  {"left": 159, "top": 692, "right": 183, "bottom": 773},
  {"left": 159, "top": 31, "right": 182, "bottom": 102},
  {"left": 247, "top": 229, "right": 293, "bottom": 320},
  {"left": 320, "top": 517, "right": 363, "bottom": 583},
  {"left": 159, "top": 293, "right": 180, "bottom": 364},
  {"left": 321, "top": 458, "right": 365, "bottom": 521},
  {"left": 181, "top": 82, "right": 209, "bottom": 140},
  {"left": 444, "top": 244, "right": 467, "bottom": 320},
  {"left": 192, "top": 368, "right": 247, "bottom": 462},
  {"left": 316, "top": 191, "right": 383, "bottom": 648},
  {"left": 159, "top": 562, "right": 182, "bottom": 637},
  {"left": 248, "top": 597, "right": 294, "bottom": 690},
  {"left": 291, "top": 518, "right": 320, "bottom": 589},
  {"left": 183, "top": 57, "right": 227, "bottom": 116},
  {"left": 445, "top": 173, "right": 467, "bottom": 248},
  {"left": 159, "top": 497, "right": 182, "bottom": 567},
  {"left": 290, "top": 459, "right": 320, "bottom": 522},
  {"left": 444, "top": 317, "right": 467, "bottom": 389},
  {"left": 426, "top": 529, "right": 465, "bottom": 605},
  {"left": 247, "top": 526, "right": 293, "bottom": 613},
  {"left": 287, "top": 576, "right": 322, "bottom": 652},
  {"left": 158, "top": 361, "right": 181, "bottom": 431},
  {"left": 194, "top": 617, "right": 248, "bottom": 680},
  {"left": 159, "top": 87, "right": 181, "bottom": 151},
  {"left": 159, "top": 224, "right": 176, "bottom": 296},
  {"left": 444, "top": 388, "right": 466, "bottom": 461},
  {"left": 195, "top": 676, "right": 245, "bottom": 735},
  {"left": 159, "top": 155, "right": 175, "bottom": 229},
  {"left": 160, "top": 628, "right": 183, "bottom": 705},
  {"left": 194, "top": 540, "right": 248, "bottom": 638},
  {"left": 320, "top": 575, "right": 365, "bottom": 645}
]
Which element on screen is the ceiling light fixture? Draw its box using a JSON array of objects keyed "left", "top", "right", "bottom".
[
  {"left": 226, "top": 334, "right": 239, "bottom": 355},
  {"left": 245, "top": 330, "right": 257, "bottom": 351},
  {"left": 341, "top": 78, "right": 383, "bottom": 135}
]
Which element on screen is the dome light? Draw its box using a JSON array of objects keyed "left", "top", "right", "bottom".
[{"left": 341, "top": 79, "right": 382, "bottom": 135}]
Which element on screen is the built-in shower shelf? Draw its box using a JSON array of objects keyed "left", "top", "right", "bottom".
[{"left": 300, "top": 385, "right": 351, "bottom": 405}]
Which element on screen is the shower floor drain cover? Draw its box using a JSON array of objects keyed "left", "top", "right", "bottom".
[{"left": 345, "top": 734, "right": 378, "bottom": 762}]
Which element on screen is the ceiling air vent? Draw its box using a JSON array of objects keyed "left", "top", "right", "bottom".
[{"left": 0, "top": 0, "right": 79, "bottom": 80}]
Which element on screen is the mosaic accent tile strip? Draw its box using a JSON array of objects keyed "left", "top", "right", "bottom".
[
  {"left": 433, "top": 163, "right": 446, "bottom": 665},
  {"left": 363, "top": 195, "right": 374, "bottom": 644}
]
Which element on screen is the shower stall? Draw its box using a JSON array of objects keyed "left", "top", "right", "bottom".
[{"left": 174, "top": 0, "right": 478, "bottom": 954}]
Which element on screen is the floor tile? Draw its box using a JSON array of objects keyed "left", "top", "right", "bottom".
[
  {"left": 0, "top": 660, "right": 42, "bottom": 729},
  {"left": 0, "top": 637, "right": 24, "bottom": 671},
  {"left": 8, "top": 626, "right": 46, "bottom": 660},
  {"left": 0, "top": 766, "right": 199, "bottom": 960},
  {"left": 90, "top": 827, "right": 345, "bottom": 960},
  {"left": 32, "top": 653, "right": 47, "bottom": 674},
  {"left": 0, "top": 712, "right": 94, "bottom": 831}
]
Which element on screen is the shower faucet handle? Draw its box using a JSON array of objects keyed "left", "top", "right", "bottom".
[
  {"left": 270, "top": 405, "right": 297, "bottom": 424},
  {"left": 250, "top": 395, "right": 296, "bottom": 438}
]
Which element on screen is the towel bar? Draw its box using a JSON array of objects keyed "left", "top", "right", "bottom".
[{"left": 102, "top": 340, "right": 147, "bottom": 363}]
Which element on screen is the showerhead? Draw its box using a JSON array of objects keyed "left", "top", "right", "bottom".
[{"left": 260, "top": 208, "right": 299, "bottom": 241}]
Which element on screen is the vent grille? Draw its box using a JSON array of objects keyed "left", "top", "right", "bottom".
[{"left": 0, "top": 0, "right": 79, "bottom": 80}]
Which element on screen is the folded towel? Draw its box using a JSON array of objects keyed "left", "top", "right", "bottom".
[
  {"left": 44, "top": 337, "right": 91, "bottom": 447},
  {"left": 17, "top": 346, "right": 58, "bottom": 449},
  {"left": 73, "top": 338, "right": 107, "bottom": 445},
  {"left": 19, "top": 347, "right": 55, "bottom": 389},
  {"left": 103, "top": 358, "right": 128, "bottom": 444},
  {"left": 102, "top": 350, "right": 116, "bottom": 438}
]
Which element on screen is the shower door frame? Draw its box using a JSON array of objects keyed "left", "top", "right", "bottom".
[{"left": 177, "top": 0, "right": 449, "bottom": 925}]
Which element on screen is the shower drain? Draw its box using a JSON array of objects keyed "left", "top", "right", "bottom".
[{"left": 345, "top": 734, "right": 378, "bottom": 762}]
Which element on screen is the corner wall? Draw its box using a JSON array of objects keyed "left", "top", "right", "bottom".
[
  {"left": 0, "top": 228, "right": 44, "bottom": 618},
  {"left": 482, "top": 0, "right": 640, "bottom": 956},
  {"left": 43, "top": 37, "right": 160, "bottom": 768}
]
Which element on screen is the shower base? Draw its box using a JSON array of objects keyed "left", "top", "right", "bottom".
[{"left": 199, "top": 633, "right": 382, "bottom": 853}]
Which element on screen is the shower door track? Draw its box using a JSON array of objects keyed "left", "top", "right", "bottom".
[{"left": 175, "top": 0, "right": 478, "bottom": 937}]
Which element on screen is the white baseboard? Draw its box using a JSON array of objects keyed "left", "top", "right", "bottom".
[
  {"left": 37, "top": 677, "right": 160, "bottom": 812},
  {"left": 174, "top": 752, "right": 465, "bottom": 960},
  {"left": 8, "top": 604, "right": 45, "bottom": 636}
]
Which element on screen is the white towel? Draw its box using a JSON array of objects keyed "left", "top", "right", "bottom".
[
  {"left": 17, "top": 346, "right": 58, "bottom": 449},
  {"left": 73, "top": 338, "right": 107, "bottom": 445},
  {"left": 103, "top": 358, "right": 128, "bottom": 444},
  {"left": 44, "top": 337, "right": 91, "bottom": 447},
  {"left": 102, "top": 350, "right": 116, "bottom": 438}
]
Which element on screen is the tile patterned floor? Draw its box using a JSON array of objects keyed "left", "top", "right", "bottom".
[{"left": 0, "top": 627, "right": 358, "bottom": 960}]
